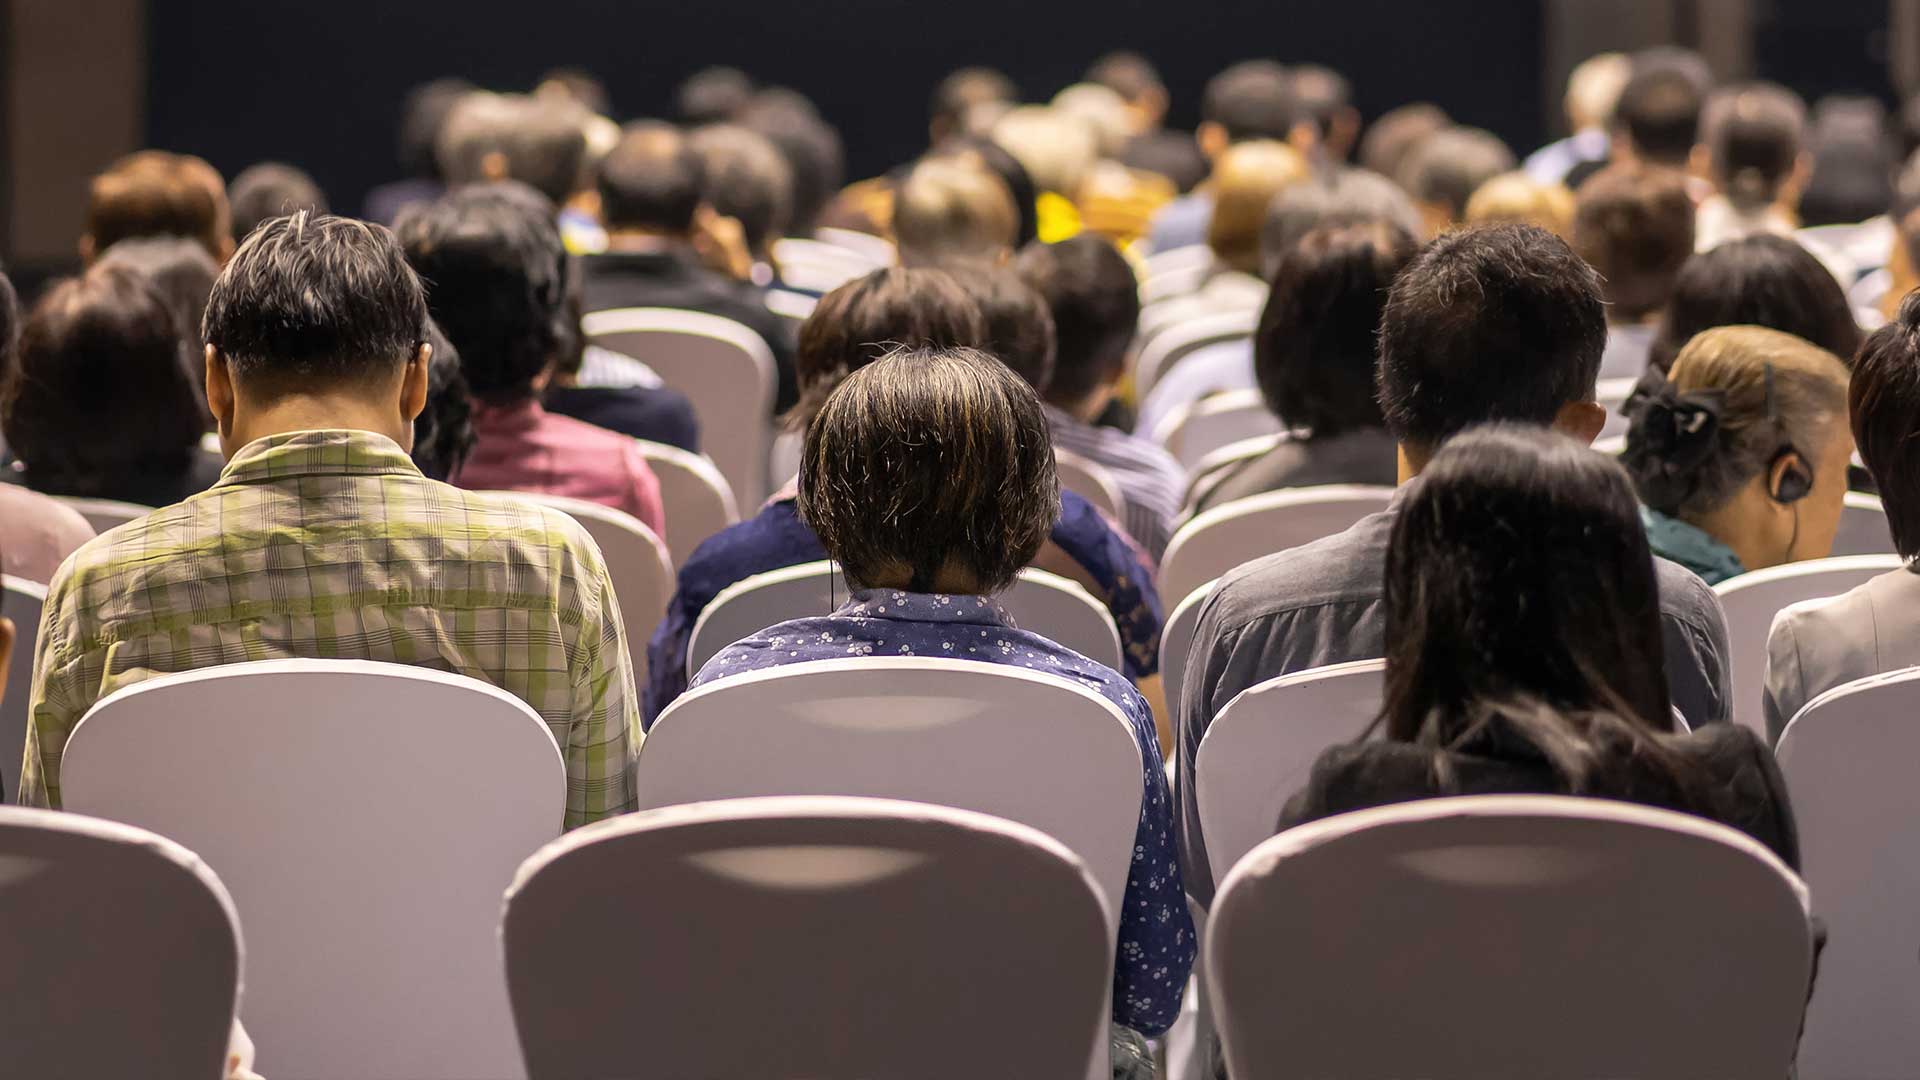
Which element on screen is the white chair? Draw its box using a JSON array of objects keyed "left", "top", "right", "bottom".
[
  {"left": 0, "top": 805, "right": 243, "bottom": 1079},
  {"left": 503, "top": 796, "right": 1112, "bottom": 1080},
  {"left": 763, "top": 287, "right": 817, "bottom": 321},
  {"left": 479, "top": 492, "right": 672, "bottom": 689},
  {"left": 1134, "top": 309, "right": 1259, "bottom": 400},
  {"left": 1777, "top": 667, "right": 1920, "bottom": 1078},
  {"left": 2, "top": 575, "right": 46, "bottom": 800},
  {"left": 1186, "top": 431, "right": 1287, "bottom": 487},
  {"left": 53, "top": 495, "right": 153, "bottom": 534},
  {"left": 583, "top": 307, "right": 777, "bottom": 507},
  {"left": 771, "top": 236, "right": 881, "bottom": 295},
  {"left": 1592, "top": 434, "right": 1627, "bottom": 457},
  {"left": 1150, "top": 389, "right": 1286, "bottom": 471},
  {"left": 1831, "top": 490, "right": 1896, "bottom": 556},
  {"left": 1054, "top": 446, "right": 1130, "bottom": 526},
  {"left": 1596, "top": 375, "right": 1640, "bottom": 442},
  {"left": 1140, "top": 245, "right": 1215, "bottom": 305},
  {"left": 813, "top": 226, "right": 897, "bottom": 267},
  {"left": 687, "top": 561, "right": 1123, "bottom": 677},
  {"left": 61, "top": 659, "right": 567, "bottom": 1080},
  {"left": 1159, "top": 578, "right": 1216, "bottom": 716},
  {"left": 1714, "top": 554, "right": 1903, "bottom": 736},
  {"left": 1195, "top": 659, "right": 1386, "bottom": 891},
  {"left": 1207, "top": 795, "right": 1814, "bottom": 1080},
  {"left": 1159, "top": 485, "right": 1396, "bottom": 619},
  {"left": 634, "top": 439, "right": 740, "bottom": 570}
]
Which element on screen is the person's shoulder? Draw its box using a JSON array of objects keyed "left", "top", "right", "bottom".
[
  {"left": 1784, "top": 565, "right": 1915, "bottom": 632},
  {"left": 1650, "top": 554, "right": 1724, "bottom": 618},
  {"left": 1203, "top": 510, "right": 1391, "bottom": 630},
  {"left": 679, "top": 502, "right": 818, "bottom": 587}
]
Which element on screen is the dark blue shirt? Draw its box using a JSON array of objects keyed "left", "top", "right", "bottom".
[
  {"left": 690, "top": 589, "right": 1195, "bottom": 1034},
  {"left": 544, "top": 384, "right": 701, "bottom": 454}
]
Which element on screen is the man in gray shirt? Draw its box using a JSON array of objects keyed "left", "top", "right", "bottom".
[{"left": 1176, "top": 223, "right": 1733, "bottom": 901}]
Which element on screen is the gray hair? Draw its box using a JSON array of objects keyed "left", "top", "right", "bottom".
[{"left": 1261, "top": 169, "right": 1422, "bottom": 277}]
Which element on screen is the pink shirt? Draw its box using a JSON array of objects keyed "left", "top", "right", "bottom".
[
  {"left": 457, "top": 399, "right": 666, "bottom": 537},
  {"left": 0, "top": 484, "right": 95, "bottom": 584}
]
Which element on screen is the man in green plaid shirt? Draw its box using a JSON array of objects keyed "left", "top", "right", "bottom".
[{"left": 21, "top": 213, "right": 640, "bottom": 827}]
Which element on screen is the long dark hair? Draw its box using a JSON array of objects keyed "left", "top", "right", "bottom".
[{"left": 1379, "top": 425, "right": 1703, "bottom": 806}]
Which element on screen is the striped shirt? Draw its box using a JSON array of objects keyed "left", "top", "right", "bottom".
[
  {"left": 20, "top": 430, "right": 641, "bottom": 827},
  {"left": 1045, "top": 405, "right": 1186, "bottom": 561}
]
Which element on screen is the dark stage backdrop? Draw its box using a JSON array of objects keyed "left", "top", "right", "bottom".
[{"left": 148, "top": 0, "right": 1545, "bottom": 216}]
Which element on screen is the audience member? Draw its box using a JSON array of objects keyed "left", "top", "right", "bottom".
[
  {"left": 1611, "top": 60, "right": 1707, "bottom": 172},
  {"left": 398, "top": 183, "right": 665, "bottom": 534},
  {"left": 1177, "top": 223, "right": 1736, "bottom": 899},
  {"left": 928, "top": 66, "right": 1017, "bottom": 145},
  {"left": 739, "top": 91, "right": 845, "bottom": 239},
  {"left": 1290, "top": 64, "right": 1360, "bottom": 163},
  {"left": 436, "top": 93, "right": 591, "bottom": 208},
  {"left": 1148, "top": 61, "right": 1303, "bottom": 252},
  {"left": 80, "top": 150, "right": 232, "bottom": 264},
  {"left": 93, "top": 234, "right": 222, "bottom": 419},
  {"left": 1525, "top": 52, "right": 1632, "bottom": 184},
  {"left": 1138, "top": 140, "right": 1306, "bottom": 341},
  {"left": 1398, "top": 126, "right": 1518, "bottom": 235},
  {"left": 1017, "top": 234, "right": 1185, "bottom": 558},
  {"left": 1462, "top": 171, "right": 1575, "bottom": 236},
  {"left": 1277, "top": 425, "right": 1798, "bottom": 865},
  {"left": 1798, "top": 96, "right": 1896, "bottom": 228},
  {"left": 892, "top": 158, "right": 1019, "bottom": 267},
  {"left": 1766, "top": 293, "right": 1920, "bottom": 737},
  {"left": 941, "top": 261, "right": 1057, "bottom": 392},
  {"left": 364, "top": 77, "right": 474, "bottom": 224},
  {"left": 1087, "top": 51, "right": 1169, "bottom": 139},
  {"left": 1649, "top": 234, "right": 1863, "bottom": 373},
  {"left": 1356, "top": 102, "right": 1449, "bottom": 181},
  {"left": 990, "top": 106, "right": 1099, "bottom": 240},
  {"left": 543, "top": 283, "right": 701, "bottom": 452},
  {"left": 227, "top": 163, "right": 329, "bottom": 245},
  {"left": 926, "top": 136, "right": 1042, "bottom": 248},
  {"left": 1623, "top": 325, "right": 1851, "bottom": 585},
  {"left": 1873, "top": 204, "right": 1920, "bottom": 323},
  {"left": 1697, "top": 83, "right": 1810, "bottom": 252},
  {"left": 535, "top": 66, "right": 612, "bottom": 116},
  {"left": 677, "top": 66, "right": 754, "bottom": 126},
  {"left": 2, "top": 264, "right": 222, "bottom": 506},
  {"left": 1186, "top": 221, "right": 1417, "bottom": 512},
  {"left": 21, "top": 213, "right": 641, "bottom": 823},
  {"left": 1571, "top": 163, "right": 1697, "bottom": 378},
  {"left": 686, "top": 123, "right": 793, "bottom": 277},
  {"left": 692, "top": 345, "right": 1194, "bottom": 1038},
  {"left": 410, "top": 322, "right": 478, "bottom": 482},
  {"left": 0, "top": 269, "right": 93, "bottom": 581},
  {"left": 1059, "top": 82, "right": 1183, "bottom": 248}
]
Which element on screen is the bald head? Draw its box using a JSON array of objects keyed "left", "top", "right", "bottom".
[
  {"left": 894, "top": 159, "right": 1018, "bottom": 267},
  {"left": 597, "top": 122, "right": 703, "bottom": 234},
  {"left": 1207, "top": 140, "right": 1309, "bottom": 273}
]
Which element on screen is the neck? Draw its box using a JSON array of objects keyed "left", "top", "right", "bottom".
[
  {"left": 604, "top": 228, "right": 684, "bottom": 253},
  {"left": 1050, "top": 384, "right": 1114, "bottom": 424},
  {"left": 1688, "top": 502, "right": 1769, "bottom": 572},
  {"left": 1397, "top": 443, "right": 1427, "bottom": 484},
  {"left": 223, "top": 394, "right": 409, "bottom": 458}
]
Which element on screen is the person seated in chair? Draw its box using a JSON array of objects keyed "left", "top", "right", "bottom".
[{"left": 690, "top": 345, "right": 1194, "bottom": 1045}]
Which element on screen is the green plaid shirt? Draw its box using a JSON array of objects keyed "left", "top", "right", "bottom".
[{"left": 21, "top": 430, "right": 641, "bottom": 827}]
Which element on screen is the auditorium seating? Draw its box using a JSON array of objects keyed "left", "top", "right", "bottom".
[
  {"left": 1159, "top": 485, "right": 1397, "bottom": 615},
  {"left": 1149, "top": 388, "right": 1287, "bottom": 471},
  {"left": 1133, "top": 308, "right": 1257, "bottom": 399},
  {"left": 1, "top": 575, "right": 46, "bottom": 800},
  {"left": 1053, "top": 445, "right": 1131, "bottom": 525},
  {"left": 635, "top": 439, "right": 741, "bottom": 571},
  {"left": 52, "top": 495, "right": 152, "bottom": 535}
]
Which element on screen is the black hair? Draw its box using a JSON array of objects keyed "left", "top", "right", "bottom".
[
  {"left": 228, "top": 163, "right": 329, "bottom": 245},
  {"left": 930, "top": 67, "right": 1018, "bottom": 137},
  {"left": 678, "top": 67, "right": 754, "bottom": 126},
  {"left": 1290, "top": 64, "right": 1354, "bottom": 140},
  {"left": 1087, "top": 52, "right": 1163, "bottom": 104},
  {"left": 792, "top": 267, "right": 987, "bottom": 428},
  {"left": 688, "top": 124, "right": 792, "bottom": 254},
  {"left": 437, "top": 95, "right": 590, "bottom": 206},
  {"left": 396, "top": 183, "right": 566, "bottom": 405},
  {"left": 799, "top": 345, "right": 1057, "bottom": 594},
  {"left": 1376, "top": 223, "right": 1607, "bottom": 450},
  {"left": 397, "top": 78, "right": 476, "bottom": 180},
  {"left": 941, "top": 261, "right": 1057, "bottom": 393},
  {"left": 1570, "top": 163, "right": 1696, "bottom": 322},
  {"left": 1357, "top": 102, "right": 1450, "bottom": 181},
  {"left": 1851, "top": 291, "right": 1920, "bottom": 561},
  {"left": 740, "top": 94, "right": 845, "bottom": 236},
  {"left": 1708, "top": 82, "right": 1806, "bottom": 213},
  {"left": 1256, "top": 220, "right": 1415, "bottom": 439},
  {"left": 411, "top": 320, "right": 478, "bottom": 482},
  {"left": 1201, "top": 61, "right": 1298, "bottom": 143},
  {"left": 1013, "top": 233, "right": 1139, "bottom": 408},
  {"left": 1615, "top": 65, "right": 1705, "bottom": 167},
  {"left": 1649, "top": 234, "right": 1862, "bottom": 374},
  {"left": 1120, "top": 131, "right": 1209, "bottom": 194},
  {"left": 1398, "top": 127, "right": 1516, "bottom": 220},
  {"left": 93, "top": 235, "right": 222, "bottom": 427},
  {"left": 596, "top": 122, "right": 704, "bottom": 234},
  {"left": 1799, "top": 134, "right": 1895, "bottom": 228}
]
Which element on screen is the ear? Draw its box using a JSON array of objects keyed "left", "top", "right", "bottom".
[
  {"left": 204, "top": 345, "right": 237, "bottom": 439},
  {"left": 1767, "top": 450, "right": 1812, "bottom": 503},
  {"left": 1554, "top": 399, "right": 1608, "bottom": 446},
  {"left": 399, "top": 342, "right": 431, "bottom": 425}
]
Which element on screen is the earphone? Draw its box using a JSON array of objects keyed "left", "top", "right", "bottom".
[{"left": 1762, "top": 363, "right": 1814, "bottom": 506}]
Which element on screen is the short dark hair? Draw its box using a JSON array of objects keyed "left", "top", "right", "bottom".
[
  {"left": 1571, "top": 163, "right": 1696, "bottom": 321},
  {"left": 397, "top": 183, "right": 565, "bottom": 406},
  {"left": 204, "top": 212, "right": 427, "bottom": 394},
  {"left": 1087, "top": 52, "right": 1163, "bottom": 104},
  {"left": 1707, "top": 82, "right": 1807, "bottom": 212},
  {"left": 792, "top": 267, "right": 986, "bottom": 427},
  {"left": 596, "top": 123, "right": 704, "bottom": 234},
  {"left": 1120, "top": 131, "right": 1209, "bottom": 194},
  {"left": 4, "top": 265, "right": 207, "bottom": 492},
  {"left": 1649, "top": 234, "right": 1862, "bottom": 373},
  {"left": 412, "top": 320, "right": 478, "bottom": 482},
  {"left": 800, "top": 346, "right": 1057, "bottom": 594},
  {"left": 1014, "top": 234, "right": 1139, "bottom": 407},
  {"left": 228, "top": 163, "right": 329, "bottom": 245},
  {"left": 1376, "top": 223, "right": 1607, "bottom": 450},
  {"left": 1851, "top": 291, "right": 1920, "bottom": 559},
  {"left": 678, "top": 67, "right": 754, "bottom": 126},
  {"left": 1201, "top": 61, "right": 1298, "bottom": 143},
  {"left": 397, "top": 78, "right": 476, "bottom": 180},
  {"left": 1290, "top": 64, "right": 1353, "bottom": 140},
  {"left": 740, "top": 94, "right": 844, "bottom": 236},
  {"left": 1357, "top": 102, "right": 1450, "bottom": 180},
  {"left": 94, "top": 235, "right": 221, "bottom": 425},
  {"left": 1398, "top": 127, "right": 1516, "bottom": 221},
  {"left": 1256, "top": 220, "right": 1416, "bottom": 438},
  {"left": 85, "top": 151, "right": 230, "bottom": 261},
  {"left": 1615, "top": 66, "right": 1705, "bottom": 167},
  {"left": 437, "top": 94, "right": 590, "bottom": 205},
  {"left": 688, "top": 124, "right": 792, "bottom": 253},
  {"left": 931, "top": 67, "right": 1017, "bottom": 136},
  {"left": 941, "top": 262, "right": 1057, "bottom": 393}
]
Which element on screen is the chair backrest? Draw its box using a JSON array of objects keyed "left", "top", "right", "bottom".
[
  {"left": 503, "top": 796, "right": 1111, "bottom": 1080},
  {"left": 1186, "top": 431, "right": 1288, "bottom": 487},
  {"left": 770, "top": 236, "right": 881, "bottom": 294},
  {"left": 633, "top": 440, "right": 740, "bottom": 570},
  {"left": 61, "top": 659, "right": 566, "bottom": 1080},
  {"left": 0, "top": 805, "right": 242, "bottom": 1079},
  {"left": 1831, "top": 491, "right": 1896, "bottom": 557},
  {"left": 1134, "top": 308, "right": 1259, "bottom": 399},
  {"left": 688, "top": 561, "right": 1123, "bottom": 678},
  {"left": 1776, "top": 667, "right": 1920, "bottom": 1078},
  {"left": 1196, "top": 659, "right": 1386, "bottom": 888},
  {"left": 640, "top": 657, "right": 1144, "bottom": 936},
  {"left": 813, "top": 226, "right": 897, "bottom": 267},
  {"left": 1596, "top": 375, "right": 1639, "bottom": 442},
  {"left": 1207, "top": 795, "right": 1813, "bottom": 1080},
  {"left": 1, "top": 575, "right": 46, "bottom": 801},
  {"left": 1139, "top": 244, "right": 1214, "bottom": 305},
  {"left": 479, "top": 491, "right": 672, "bottom": 689},
  {"left": 1160, "top": 485, "right": 1396, "bottom": 617},
  {"left": 583, "top": 307, "right": 777, "bottom": 507},
  {"left": 53, "top": 495, "right": 153, "bottom": 535},
  {"left": 1150, "top": 388, "right": 1287, "bottom": 471},
  {"left": 1713, "top": 554, "right": 1903, "bottom": 735},
  {"left": 1053, "top": 446, "right": 1129, "bottom": 526},
  {"left": 1159, "top": 577, "right": 1216, "bottom": 714}
]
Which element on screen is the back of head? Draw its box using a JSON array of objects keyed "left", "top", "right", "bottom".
[
  {"left": 1650, "top": 234, "right": 1860, "bottom": 372},
  {"left": 94, "top": 235, "right": 220, "bottom": 353},
  {"left": 535, "top": 67, "right": 611, "bottom": 117},
  {"left": 739, "top": 93, "right": 845, "bottom": 236},
  {"left": 411, "top": 321, "right": 477, "bottom": 482},
  {"left": 940, "top": 261, "right": 1057, "bottom": 392},
  {"left": 990, "top": 107, "right": 1098, "bottom": 197},
  {"left": 1463, "top": 172, "right": 1576, "bottom": 237},
  {"left": 436, "top": 93, "right": 590, "bottom": 205},
  {"left": 1290, "top": 64, "right": 1355, "bottom": 151},
  {"left": 1625, "top": 325, "right": 1849, "bottom": 520},
  {"left": 1205, "top": 140, "right": 1309, "bottom": 273},
  {"left": 1799, "top": 126, "right": 1895, "bottom": 227},
  {"left": 5, "top": 263, "right": 207, "bottom": 487},
  {"left": 396, "top": 183, "right": 565, "bottom": 406},
  {"left": 793, "top": 267, "right": 987, "bottom": 425},
  {"left": 931, "top": 67, "right": 1018, "bottom": 143},
  {"left": 1850, "top": 292, "right": 1920, "bottom": 559},
  {"left": 678, "top": 66, "right": 754, "bottom": 126},
  {"left": 893, "top": 159, "right": 1018, "bottom": 267},
  {"left": 1614, "top": 64, "right": 1706, "bottom": 167},
  {"left": 1565, "top": 52, "right": 1632, "bottom": 132},
  {"left": 228, "top": 163, "right": 329, "bottom": 245},
  {"left": 928, "top": 137, "right": 1040, "bottom": 247},
  {"left": 85, "top": 150, "right": 232, "bottom": 263},
  {"left": 688, "top": 124, "right": 792, "bottom": 255},
  {"left": 1121, "top": 131, "right": 1210, "bottom": 193},
  {"left": 596, "top": 122, "right": 703, "bottom": 234},
  {"left": 800, "top": 346, "right": 1057, "bottom": 594},
  {"left": 1087, "top": 51, "right": 1163, "bottom": 111},
  {"left": 1571, "top": 163, "right": 1695, "bottom": 321},
  {"left": 1200, "top": 60, "right": 1298, "bottom": 144},
  {"left": 1357, "top": 102, "right": 1450, "bottom": 179},
  {"left": 397, "top": 78, "right": 477, "bottom": 181},
  {"left": 1398, "top": 127, "right": 1517, "bottom": 224},
  {"left": 1051, "top": 83, "right": 1132, "bottom": 158},
  {"left": 1707, "top": 82, "right": 1807, "bottom": 212},
  {"left": 1376, "top": 222, "right": 1606, "bottom": 451},
  {"left": 1260, "top": 168, "right": 1422, "bottom": 277},
  {"left": 1256, "top": 220, "right": 1417, "bottom": 438},
  {"left": 1383, "top": 425, "right": 1677, "bottom": 765},
  {"left": 1014, "top": 233, "right": 1140, "bottom": 408}
]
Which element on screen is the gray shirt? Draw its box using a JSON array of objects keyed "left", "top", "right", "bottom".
[
  {"left": 1765, "top": 566, "right": 1920, "bottom": 743},
  {"left": 1175, "top": 499, "right": 1734, "bottom": 902}
]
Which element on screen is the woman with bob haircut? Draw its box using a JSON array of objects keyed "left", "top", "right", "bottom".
[{"left": 1647, "top": 234, "right": 1861, "bottom": 375}]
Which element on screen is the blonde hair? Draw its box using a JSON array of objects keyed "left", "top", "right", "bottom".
[
  {"left": 1565, "top": 52, "right": 1631, "bottom": 132},
  {"left": 991, "top": 106, "right": 1098, "bottom": 197},
  {"left": 1205, "top": 139, "right": 1309, "bottom": 273},
  {"left": 892, "top": 159, "right": 1018, "bottom": 266},
  {"left": 1464, "top": 172, "right": 1576, "bottom": 238}
]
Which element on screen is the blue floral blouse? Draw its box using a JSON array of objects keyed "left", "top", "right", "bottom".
[{"left": 689, "top": 589, "right": 1196, "bottom": 1035}]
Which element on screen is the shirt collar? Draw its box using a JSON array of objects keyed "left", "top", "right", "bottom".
[
  {"left": 1641, "top": 505, "right": 1747, "bottom": 584},
  {"left": 835, "top": 588, "right": 1017, "bottom": 628},
  {"left": 217, "top": 430, "right": 424, "bottom": 488}
]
